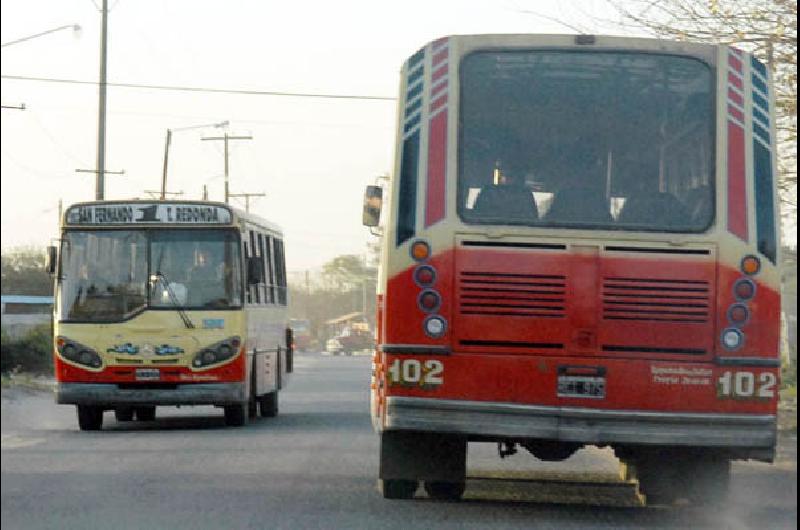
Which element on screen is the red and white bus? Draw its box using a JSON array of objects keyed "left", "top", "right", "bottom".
[{"left": 364, "top": 34, "right": 781, "bottom": 504}]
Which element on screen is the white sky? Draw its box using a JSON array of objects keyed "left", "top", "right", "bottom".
[{"left": 0, "top": 1, "right": 667, "bottom": 271}]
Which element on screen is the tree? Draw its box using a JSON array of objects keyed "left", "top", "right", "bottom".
[
  {"left": 610, "top": 0, "right": 797, "bottom": 239},
  {"left": 1, "top": 247, "right": 53, "bottom": 296}
]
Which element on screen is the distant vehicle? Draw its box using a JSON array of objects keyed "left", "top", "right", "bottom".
[
  {"left": 326, "top": 324, "right": 374, "bottom": 356},
  {"left": 48, "top": 200, "right": 293, "bottom": 430},
  {"left": 365, "top": 34, "right": 781, "bottom": 504},
  {"left": 289, "top": 318, "right": 312, "bottom": 352}
]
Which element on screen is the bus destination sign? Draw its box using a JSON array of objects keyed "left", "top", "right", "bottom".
[{"left": 65, "top": 203, "right": 232, "bottom": 225}]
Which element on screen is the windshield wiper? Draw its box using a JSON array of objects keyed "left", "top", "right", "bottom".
[{"left": 153, "top": 271, "right": 195, "bottom": 329}]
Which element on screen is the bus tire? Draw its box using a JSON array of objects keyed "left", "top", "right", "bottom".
[
  {"left": 424, "top": 481, "right": 466, "bottom": 501},
  {"left": 114, "top": 407, "right": 134, "bottom": 422},
  {"left": 224, "top": 403, "right": 248, "bottom": 426},
  {"left": 77, "top": 405, "right": 103, "bottom": 431},
  {"left": 134, "top": 406, "right": 156, "bottom": 422},
  {"left": 381, "top": 479, "right": 418, "bottom": 499},
  {"left": 259, "top": 392, "right": 278, "bottom": 418}
]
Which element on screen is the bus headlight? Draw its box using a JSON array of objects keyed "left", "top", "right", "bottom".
[
  {"left": 57, "top": 336, "right": 103, "bottom": 369},
  {"left": 721, "top": 328, "right": 744, "bottom": 351},
  {"left": 192, "top": 336, "right": 241, "bottom": 368}
]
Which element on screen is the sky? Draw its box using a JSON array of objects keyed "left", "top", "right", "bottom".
[{"left": 0, "top": 0, "right": 724, "bottom": 272}]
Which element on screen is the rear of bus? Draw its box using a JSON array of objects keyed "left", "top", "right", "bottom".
[
  {"left": 369, "top": 34, "right": 781, "bottom": 503},
  {"left": 51, "top": 201, "right": 280, "bottom": 430}
]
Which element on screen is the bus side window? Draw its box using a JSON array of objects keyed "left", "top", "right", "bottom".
[
  {"left": 243, "top": 240, "right": 252, "bottom": 305},
  {"left": 257, "top": 233, "right": 270, "bottom": 304},
  {"left": 249, "top": 231, "right": 261, "bottom": 304},
  {"left": 274, "top": 239, "right": 287, "bottom": 306},
  {"left": 265, "top": 235, "right": 276, "bottom": 304}
]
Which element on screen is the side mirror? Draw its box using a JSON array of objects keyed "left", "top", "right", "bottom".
[
  {"left": 46, "top": 246, "right": 57, "bottom": 275},
  {"left": 246, "top": 257, "right": 263, "bottom": 285},
  {"left": 362, "top": 185, "right": 383, "bottom": 227}
]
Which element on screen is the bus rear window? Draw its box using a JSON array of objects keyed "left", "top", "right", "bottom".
[{"left": 458, "top": 51, "right": 715, "bottom": 233}]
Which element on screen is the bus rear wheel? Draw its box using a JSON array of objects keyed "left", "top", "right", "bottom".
[
  {"left": 224, "top": 403, "right": 248, "bottom": 426},
  {"left": 134, "top": 406, "right": 156, "bottom": 422},
  {"left": 259, "top": 392, "right": 278, "bottom": 418},
  {"left": 114, "top": 407, "right": 134, "bottom": 422},
  {"left": 77, "top": 405, "right": 103, "bottom": 431},
  {"left": 424, "top": 481, "right": 466, "bottom": 501},
  {"left": 381, "top": 479, "right": 418, "bottom": 499}
]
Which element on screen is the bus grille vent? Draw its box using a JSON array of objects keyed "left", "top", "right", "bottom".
[
  {"left": 459, "top": 271, "right": 566, "bottom": 318},
  {"left": 115, "top": 358, "right": 144, "bottom": 364},
  {"left": 602, "top": 277, "right": 710, "bottom": 323}
]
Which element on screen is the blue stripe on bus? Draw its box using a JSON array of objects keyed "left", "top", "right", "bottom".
[
  {"left": 406, "top": 82, "right": 423, "bottom": 102},
  {"left": 405, "top": 97, "right": 422, "bottom": 119},
  {"left": 408, "top": 48, "right": 425, "bottom": 70},
  {"left": 408, "top": 65, "right": 424, "bottom": 88},
  {"left": 753, "top": 140, "right": 777, "bottom": 264},
  {"left": 751, "top": 56, "right": 768, "bottom": 77},
  {"left": 403, "top": 113, "right": 421, "bottom": 134},
  {"left": 751, "top": 74, "right": 768, "bottom": 97},
  {"left": 396, "top": 131, "right": 420, "bottom": 246},
  {"left": 753, "top": 123, "right": 771, "bottom": 145},
  {"left": 752, "top": 91, "right": 769, "bottom": 112},
  {"left": 752, "top": 107, "right": 770, "bottom": 128}
]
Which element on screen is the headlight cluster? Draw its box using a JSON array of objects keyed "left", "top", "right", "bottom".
[
  {"left": 56, "top": 336, "right": 103, "bottom": 369},
  {"left": 192, "top": 336, "right": 241, "bottom": 368}
]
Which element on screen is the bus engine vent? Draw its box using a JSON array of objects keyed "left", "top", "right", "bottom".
[
  {"left": 602, "top": 277, "right": 710, "bottom": 323},
  {"left": 459, "top": 271, "right": 566, "bottom": 318}
]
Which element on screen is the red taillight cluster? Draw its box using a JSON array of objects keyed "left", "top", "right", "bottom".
[
  {"left": 721, "top": 255, "right": 761, "bottom": 351},
  {"left": 411, "top": 240, "right": 446, "bottom": 338}
]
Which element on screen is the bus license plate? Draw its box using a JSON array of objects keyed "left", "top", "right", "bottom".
[
  {"left": 557, "top": 375, "right": 605, "bottom": 399},
  {"left": 135, "top": 368, "right": 160, "bottom": 381}
]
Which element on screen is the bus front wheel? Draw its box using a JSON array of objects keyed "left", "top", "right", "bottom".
[
  {"left": 381, "top": 479, "right": 418, "bottom": 499},
  {"left": 259, "top": 392, "right": 278, "bottom": 418},
  {"left": 77, "top": 405, "right": 103, "bottom": 431},
  {"left": 224, "top": 403, "right": 248, "bottom": 427}
]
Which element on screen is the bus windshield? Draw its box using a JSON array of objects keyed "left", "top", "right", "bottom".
[
  {"left": 60, "top": 229, "right": 242, "bottom": 322},
  {"left": 458, "top": 51, "right": 714, "bottom": 232}
]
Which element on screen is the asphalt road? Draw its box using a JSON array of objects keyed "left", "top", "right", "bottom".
[{"left": 2, "top": 353, "right": 796, "bottom": 530}]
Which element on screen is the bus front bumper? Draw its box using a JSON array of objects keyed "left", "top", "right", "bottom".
[
  {"left": 384, "top": 396, "right": 777, "bottom": 459},
  {"left": 56, "top": 382, "right": 246, "bottom": 406}
]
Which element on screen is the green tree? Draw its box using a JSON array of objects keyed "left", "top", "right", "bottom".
[{"left": 1, "top": 247, "right": 53, "bottom": 295}]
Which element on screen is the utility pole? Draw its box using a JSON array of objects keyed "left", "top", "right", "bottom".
[
  {"left": 228, "top": 192, "right": 265, "bottom": 213},
  {"left": 145, "top": 190, "right": 183, "bottom": 200},
  {"left": 161, "top": 120, "right": 227, "bottom": 199},
  {"left": 95, "top": 0, "right": 109, "bottom": 200},
  {"left": 201, "top": 132, "right": 253, "bottom": 203},
  {"left": 202, "top": 185, "right": 208, "bottom": 200},
  {"left": 76, "top": 168, "right": 124, "bottom": 197}
]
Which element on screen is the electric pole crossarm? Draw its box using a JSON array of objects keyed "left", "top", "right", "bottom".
[{"left": 201, "top": 133, "right": 253, "bottom": 204}]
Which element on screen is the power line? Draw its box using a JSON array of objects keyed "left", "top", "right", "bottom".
[{"left": 1, "top": 74, "right": 397, "bottom": 101}]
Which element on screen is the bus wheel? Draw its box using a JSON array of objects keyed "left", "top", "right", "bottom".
[
  {"left": 77, "top": 406, "right": 104, "bottom": 431},
  {"left": 224, "top": 403, "right": 248, "bottom": 426},
  {"left": 114, "top": 407, "right": 134, "bottom": 422},
  {"left": 259, "top": 392, "right": 279, "bottom": 418},
  {"left": 686, "top": 457, "right": 731, "bottom": 506},
  {"left": 424, "top": 481, "right": 465, "bottom": 501},
  {"left": 134, "top": 406, "right": 156, "bottom": 422},
  {"left": 381, "top": 479, "right": 418, "bottom": 499}
]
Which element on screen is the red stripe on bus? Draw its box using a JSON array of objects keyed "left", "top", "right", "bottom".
[
  {"left": 730, "top": 47, "right": 743, "bottom": 56},
  {"left": 425, "top": 110, "right": 448, "bottom": 227},
  {"left": 432, "top": 63, "right": 449, "bottom": 84},
  {"left": 728, "top": 54, "right": 743, "bottom": 73},
  {"left": 728, "top": 104, "right": 745, "bottom": 123},
  {"left": 728, "top": 88, "right": 744, "bottom": 106},
  {"left": 429, "top": 93, "right": 448, "bottom": 114},
  {"left": 432, "top": 48, "right": 448, "bottom": 67},
  {"left": 431, "top": 80, "right": 448, "bottom": 99},
  {"left": 728, "top": 72, "right": 743, "bottom": 90},
  {"left": 727, "top": 122, "right": 748, "bottom": 241}
]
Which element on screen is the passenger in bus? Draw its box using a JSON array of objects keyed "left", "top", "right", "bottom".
[
  {"left": 187, "top": 248, "right": 224, "bottom": 306},
  {"left": 472, "top": 164, "right": 538, "bottom": 222},
  {"left": 544, "top": 150, "right": 612, "bottom": 225}
]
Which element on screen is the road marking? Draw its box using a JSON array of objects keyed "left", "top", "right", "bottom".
[{"left": 1, "top": 434, "right": 45, "bottom": 449}]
